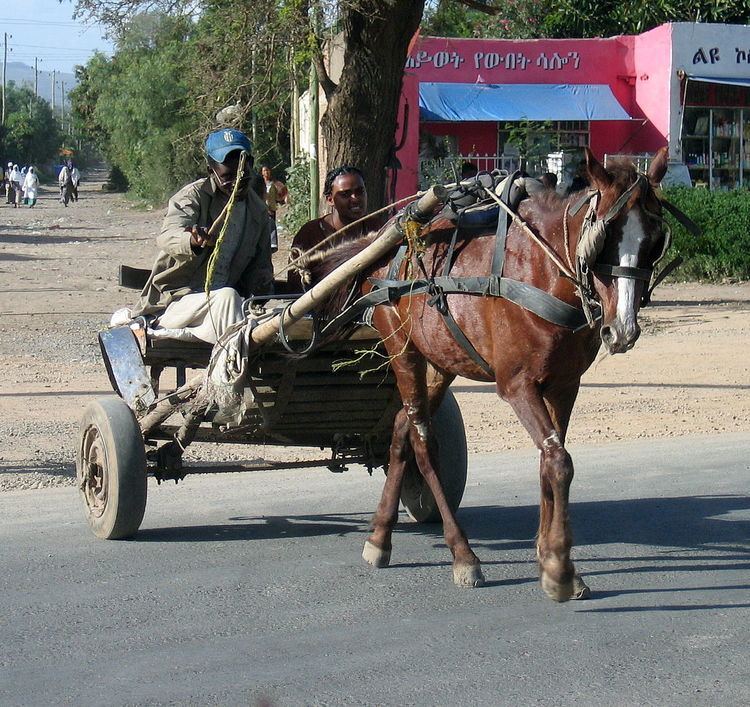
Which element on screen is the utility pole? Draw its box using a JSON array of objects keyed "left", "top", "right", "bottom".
[
  {"left": 51, "top": 70, "right": 56, "bottom": 113},
  {"left": 2, "top": 33, "right": 10, "bottom": 127},
  {"left": 34, "top": 58, "right": 39, "bottom": 98},
  {"left": 308, "top": 61, "right": 319, "bottom": 220},
  {"left": 60, "top": 80, "right": 65, "bottom": 131}
]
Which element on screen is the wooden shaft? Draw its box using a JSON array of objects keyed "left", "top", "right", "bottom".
[
  {"left": 138, "top": 185, "right": 447, "bottom": 435},
  {"left": 139, "top": 372, "right": 204, "bottom": 434},
  {"left": 250, "top": 185, "right": 447, "bottom": 348}
]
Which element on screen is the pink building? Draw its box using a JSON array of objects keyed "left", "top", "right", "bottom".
[{"left": 392, "top": 22, "right": 750, "bottom": 199}]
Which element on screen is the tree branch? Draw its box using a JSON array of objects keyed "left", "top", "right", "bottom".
[
  {"left": 455, "top": 0, "right": 500, "bottom": 14},
  {"left": 311, "top": 33, "right": 337, "bottom": 102}
]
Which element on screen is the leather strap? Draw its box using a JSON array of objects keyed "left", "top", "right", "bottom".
[
  {"left": 425, "top": 283, "right": 494, "bottom": 377},
  {"left": 490, "top": 170, "right": 521, "bottom": 277},
  {"left": 660, "top": 198, "right": 702, "bottom": 237},
  {"left": 593, "top": 263, "right": 652, "bottom": 281}
]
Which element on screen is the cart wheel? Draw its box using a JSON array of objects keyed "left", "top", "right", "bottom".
[
  {"left": 77, "top": 397, "right": 147, "bottom": 539},
  {"left": 400, "top": 390, "right": 468, "bottom": 523}
]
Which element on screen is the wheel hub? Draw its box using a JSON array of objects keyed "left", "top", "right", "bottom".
[{"left": 79, "top": 425, "right": 108, "bottom": 518}]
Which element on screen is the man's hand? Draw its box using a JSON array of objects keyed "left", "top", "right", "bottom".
[{"left": 188, "top": 225, "right": 215, "bottom": 250}]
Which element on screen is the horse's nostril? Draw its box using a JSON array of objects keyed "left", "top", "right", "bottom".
[{"left": 600, "top": 325, "right": 614, "bottom": 346}]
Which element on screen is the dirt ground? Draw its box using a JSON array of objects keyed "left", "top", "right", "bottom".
[{"left": 1, "top": 171, "right": 748, "bottom": 492}]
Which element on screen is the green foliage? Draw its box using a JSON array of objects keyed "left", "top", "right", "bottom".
[
  {"left": 662, "top": 187, "right": 750, "bottom": 280},
  {"left": 504, "top": 119, "right": 554, "bottom": 164},
  {"left": 0, "top": 84, "right": 62, "bottom": 167},
  {"left": 70, "top": 3, "right": 306, "bottom": 203},
  {"left": 422, "top": 1, "right": 482, "bottom": 37},
  {"left": 421, "top": 0, "right": 750, "bottom": 39},
  {"left": 281, "top": 154, "right": 311, "bottom": 236},
  {"left": 71, "top": 15, "right": 201, "bottom": 201}
]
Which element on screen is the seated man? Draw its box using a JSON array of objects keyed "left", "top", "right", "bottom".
[
  {"left": 129, "top": 129, "right": 273, "bottom": 344},
  {"left": 288, "top": 165, "right": 380, "bottom": 291}
]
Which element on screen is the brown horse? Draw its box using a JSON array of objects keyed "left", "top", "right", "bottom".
[{"left": 306, "top": 147, "right": 670, "bottom": 601}]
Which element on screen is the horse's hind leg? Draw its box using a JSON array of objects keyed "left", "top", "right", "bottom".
[
  {"left": 364, "top": 363, "right": 456, "bottom": 568},
  {"left": 503, "top": 379, "right": 580, "bottom": 602},
  {"left": 365, "top": 323, "right": 482, "bottom": 586}
]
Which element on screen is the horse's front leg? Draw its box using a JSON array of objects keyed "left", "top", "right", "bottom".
[{"left": 503, "top": 379, "right": 583, "bottom": 602}]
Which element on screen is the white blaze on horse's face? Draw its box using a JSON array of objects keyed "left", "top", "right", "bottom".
[
  {"left": 617, "top": 210, "right": 649, "bottom": 348},
  {"left": 603, "top": 209, "right": 649, "bottom": 353}
]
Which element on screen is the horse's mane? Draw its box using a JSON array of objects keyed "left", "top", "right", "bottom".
[
  {"left": 602, "top": 157, "right": 639, "bottom": 190},
  {"left": 300, "top": 231, "right": 387, "bottom": 323}
]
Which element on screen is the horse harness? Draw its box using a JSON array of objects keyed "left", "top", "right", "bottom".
[{"left": 310, "top": 173, "right": 699, "bottom": 376}]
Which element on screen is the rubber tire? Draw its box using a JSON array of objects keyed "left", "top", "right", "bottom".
[
  {"left": 399, "top": 390, "right": 468, "bottom": 523},
  {"left": 77, "top": 397, "right": 147, "bottom": 539}
]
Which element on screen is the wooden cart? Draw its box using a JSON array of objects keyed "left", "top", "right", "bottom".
[{"left": 76, "top": 187, "right": 468, "bottom": 539}]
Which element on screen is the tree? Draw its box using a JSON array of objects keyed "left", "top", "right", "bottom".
[
  {"left": 0, "top": 84, "right": 62, "bottom": 166},
  {"left": 423, "top": 0, "right": 750, "bottom": 40},
  {"left": 314, "top": 1, "right": 425, "bottom": 210},
  {"left": 74, "top": 0, "right": 423, "bottom": 208},
  {"left": 71, "top": 14, "right": 200, "bottom": 200}
]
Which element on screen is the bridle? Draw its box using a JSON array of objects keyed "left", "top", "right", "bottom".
[{"left": 564, "top": 173, "right": 698, "bottom": 325}]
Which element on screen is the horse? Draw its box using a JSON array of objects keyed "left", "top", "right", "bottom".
[{"left": 303, "top": 147, "right": 670, "bottom": 602}]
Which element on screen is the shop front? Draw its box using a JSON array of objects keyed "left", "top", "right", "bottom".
[
  {"left": 672, "top": 23, "right": 750, "bottom": 189},
  {"left": 392, "top": 22, "right": 750, "bottom": 200}
]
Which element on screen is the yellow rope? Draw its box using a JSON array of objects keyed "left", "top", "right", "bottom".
[{"left": 205, "top": 150, "right": 248, "bottom": 296}]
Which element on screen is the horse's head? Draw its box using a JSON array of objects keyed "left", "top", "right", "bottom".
[{"left": 579, "top": 147, "right": 669, "bottom": 354}]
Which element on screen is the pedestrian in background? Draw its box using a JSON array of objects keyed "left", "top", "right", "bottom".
[
  {"left": 23, "top": 167, "right": 39, "bottom": 208},
  {"left": 58, "top": 162, "right": 74, "bottom": 206},
  {"left": 4, "top": 162, "right": 13, "bottom": 204},
  {"left": 71, "top": 164, "right": 81, "bottom": 202},
  {"left": 10, "top": 165, "right": 23, "bottom": 208},
  {"left": 260, "top": 165, "right": 279, "bottom": 253}
]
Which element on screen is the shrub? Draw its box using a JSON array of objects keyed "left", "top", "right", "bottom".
[
  {"left": 662, "top": 187, "right": 750, "bottom": 281},
  {"left": 281, "top": 156, "right": 312, "bottom": 237}
]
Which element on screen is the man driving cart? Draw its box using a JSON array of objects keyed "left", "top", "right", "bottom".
[{"left": 128, "top": 128, "right": 273, "bottom": 343}]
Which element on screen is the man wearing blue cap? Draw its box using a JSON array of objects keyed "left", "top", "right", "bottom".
[{"left": 130, "top": 128, "right": 273, "bottom": 343}]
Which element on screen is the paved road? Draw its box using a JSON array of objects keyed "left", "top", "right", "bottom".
[{"left": 2, "top": 433, "right": 749, "bottom": 706}]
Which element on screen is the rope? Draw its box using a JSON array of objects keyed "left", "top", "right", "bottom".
[
  {"left": 205, "top": 150, "right": 248, "bottom": 295},
  {"left": 202, "top": 150, "right": 248, "bottom": 345},
  {"left": 482, "top": 185, "right": 578, "bottom": 282},
  {"left": 274, "top": 189, "right": 425, "bottom": 280}
]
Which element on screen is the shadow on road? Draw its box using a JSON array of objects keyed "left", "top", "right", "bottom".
[
  {"left": 136, "top": 511, "right": 374, "bottom": 543},
  {"left": 133, "top": 494, "right": 750, "bottom": 557}
]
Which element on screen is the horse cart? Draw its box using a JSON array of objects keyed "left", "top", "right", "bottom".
[{"left": 77, "top": 187, "right": 468, "bottom": 540}]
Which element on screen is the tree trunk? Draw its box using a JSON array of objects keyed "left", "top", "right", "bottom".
[{"left": 320, "top": 0, "right": 424, "bottom": 212}]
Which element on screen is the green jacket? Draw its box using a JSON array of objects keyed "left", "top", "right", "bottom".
[{"left": 132, "top": 177, "right": 273, "bottom": 317}]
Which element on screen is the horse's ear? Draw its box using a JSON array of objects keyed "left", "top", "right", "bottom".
[
  {"left": 584, "top": 147, "right": 611, "bottom": 190},
  {"left": 647, "top": 146, "right": 669, "bottom": 185}
]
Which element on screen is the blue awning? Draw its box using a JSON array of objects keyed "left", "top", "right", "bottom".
[
  {"left": 419, "top": 82, "right": 632, "bottom": 122},
  {"left": 688, "top": 75, "right": 750, "bottom": 89}
]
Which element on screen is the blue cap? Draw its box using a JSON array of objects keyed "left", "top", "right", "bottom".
[{"left": 204, "top": 129, "right": 252, "bottom": 163}]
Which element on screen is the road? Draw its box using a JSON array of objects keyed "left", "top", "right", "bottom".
[{"left": 1, "top": 433, "right": 749, "bottom": 706}]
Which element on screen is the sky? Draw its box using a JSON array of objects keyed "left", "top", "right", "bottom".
[{"left": 0, "top": 1, "right": 114, "bottom": 75}]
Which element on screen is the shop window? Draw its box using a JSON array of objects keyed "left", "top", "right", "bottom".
[{"left": 682, "top": 105, "right": 746, "bottom": 190}]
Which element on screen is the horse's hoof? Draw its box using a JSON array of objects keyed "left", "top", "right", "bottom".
[
  {"left": 540, "top": 571, "right": 574, "bottom": 602},
  {"left": 453, "top": 563, "right": 485, "bottom": 588},
  {"left": 362, "top": 540, "right": 390, "bottom": 568},
  {"left": 572, "top": 574, "right": 591, "bottom": 600}
]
